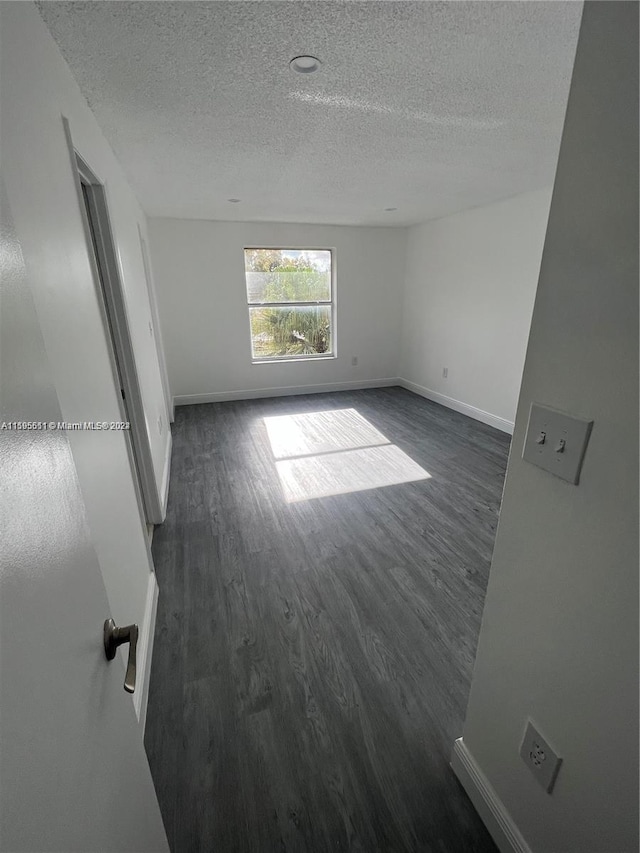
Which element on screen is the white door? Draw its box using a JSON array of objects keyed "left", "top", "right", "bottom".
[{"left": 0, "top": 180, "right": 169, "bottom": 852}]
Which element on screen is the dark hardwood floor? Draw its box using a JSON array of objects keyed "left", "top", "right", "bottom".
[{"left": 145, "top": 387, "right": 509, "bottom": 853}]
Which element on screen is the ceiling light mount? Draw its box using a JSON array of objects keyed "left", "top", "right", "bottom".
[
  {"left": 289, "top": 55, "right": 321, "bottom": 74},
  {"left": 384, "top": 207, "right": 398, "bottom": 212},
  {"left": 227, "top": 198, "right": 241, "bottom": 203}
]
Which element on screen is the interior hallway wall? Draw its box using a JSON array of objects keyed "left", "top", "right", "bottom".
[{"left": 455, "top": 3, "right": 638, "bottom": 850}]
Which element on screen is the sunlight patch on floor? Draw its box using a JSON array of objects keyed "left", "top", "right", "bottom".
[
  {"left": 264, "top": 409, "right": 430, "bottom": 502},
  {"left": 264, "top": 408, "right": 389, "bottom": 459}
]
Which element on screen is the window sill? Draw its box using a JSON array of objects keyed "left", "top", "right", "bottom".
[{"left": 251, "top": 355, "right": 337, "bottom": 365}]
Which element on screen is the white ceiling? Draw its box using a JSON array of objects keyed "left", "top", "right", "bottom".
[{"left": 38, "top": 1, "right": 583, "bottom": 226}]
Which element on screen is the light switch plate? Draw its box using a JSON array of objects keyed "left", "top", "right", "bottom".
[{"left": 522, "top": 403, "right": 593, "bottom": 484}]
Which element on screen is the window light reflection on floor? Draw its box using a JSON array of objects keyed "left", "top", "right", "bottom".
[{"left": 263, "top": 408, "right": 431, "bottom": 502}]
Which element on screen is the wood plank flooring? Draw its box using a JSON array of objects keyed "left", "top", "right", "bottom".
[{"left": 145, "top": 387, "right": 509, "bottom": 853}]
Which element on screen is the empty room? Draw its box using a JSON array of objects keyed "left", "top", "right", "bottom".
[{"left": 1, "top": 2, "right": 638, "bottom": 853}]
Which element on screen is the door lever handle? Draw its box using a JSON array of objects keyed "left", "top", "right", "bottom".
[{"left": 103, "top": 619, "right": 139, "bottom": 694}]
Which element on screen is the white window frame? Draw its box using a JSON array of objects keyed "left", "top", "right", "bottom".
[{"left": 244, "top": 247, "right": 337, "bottom": 364}]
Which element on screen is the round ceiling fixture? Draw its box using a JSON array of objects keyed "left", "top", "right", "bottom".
[
  {"left": 384, "top": 207, "right": 398, "bottom": 212},
  {"left": 227, "top": 198, "right": 241, "bottom": 203},
  {"left": 289, "top": 55, "right": 321, "bottom": 74}
]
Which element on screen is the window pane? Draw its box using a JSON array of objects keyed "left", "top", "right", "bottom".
[
  {"left": 244, "top": 249, "right": 331, "bottom": 303},
  {"left": 249, "top": 305, "right": 332, "bottom": 359}
]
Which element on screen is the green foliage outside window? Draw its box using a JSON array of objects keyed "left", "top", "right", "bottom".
[{"left": 245, "top": 250, "right": 332, "bottom": 359}]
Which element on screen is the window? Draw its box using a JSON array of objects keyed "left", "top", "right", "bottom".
[{"left": 244, "top": 248, "right": 334, "bottom": 361}]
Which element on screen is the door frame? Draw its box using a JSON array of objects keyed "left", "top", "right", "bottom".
[
  {"left": 137, "top": 223, "right": 174, "bottom": 423},
  {"left": 63, "top": 117, "right": 164, "bottom": 525}
]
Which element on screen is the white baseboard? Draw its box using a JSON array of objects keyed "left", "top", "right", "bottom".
[
  {"left": 398, "top": 378, "right": 514, "bottom": 434},
  {"left": 173, "top": 377, "right": 400, "bottom": 407},
  {"left": 171, "top": 378, "right": 514, "bottom": 435},
  {"left": 134, "top": 572, "right": 159, "bottom": 736},
  {"left": 451, "top": 738, "right": 531, "bottom": 853},
  {"left": 160, "top": 431, "right": 172, "bottom": 520}
]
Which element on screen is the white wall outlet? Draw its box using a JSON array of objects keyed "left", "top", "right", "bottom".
[
  {"left": 351, "top": 356, "right": 358, "bottom": 366},
  {"left": 522, "top": 403, "right": 593, "bottom": 485},
  {"left": 442, "top": 367, "right": 448, "bottom": 379},
  {"left": 520, "top": 719, "right": 562, "bottom": 794}
]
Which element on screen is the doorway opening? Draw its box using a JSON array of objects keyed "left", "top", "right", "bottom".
[{"left": 70, "top": 137, "right": 163, "bottom": 525}]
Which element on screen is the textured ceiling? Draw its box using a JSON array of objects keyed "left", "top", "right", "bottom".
[{"left": 38, "top": 1, "right": 583, "bottom": 226}]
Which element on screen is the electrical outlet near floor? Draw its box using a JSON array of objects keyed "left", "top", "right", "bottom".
[{"left": 520, "top": 719, "right": 562, "bottom": 793}]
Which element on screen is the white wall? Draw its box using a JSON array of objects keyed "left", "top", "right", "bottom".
[
  {"left": 400, "top": 189, "right": 553, "bottom": 432},
  {"left": 150, "top": 197, "right": 550, "bottom": 429},
  {"left": 0, "top": 2, "right": 171, "bottom": 710},
  {"left": 455, "top": 2, "right": 638, "bottom": 851},
  {"left": 148, "top": 219, "right": 406, "bottom": 403}
]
